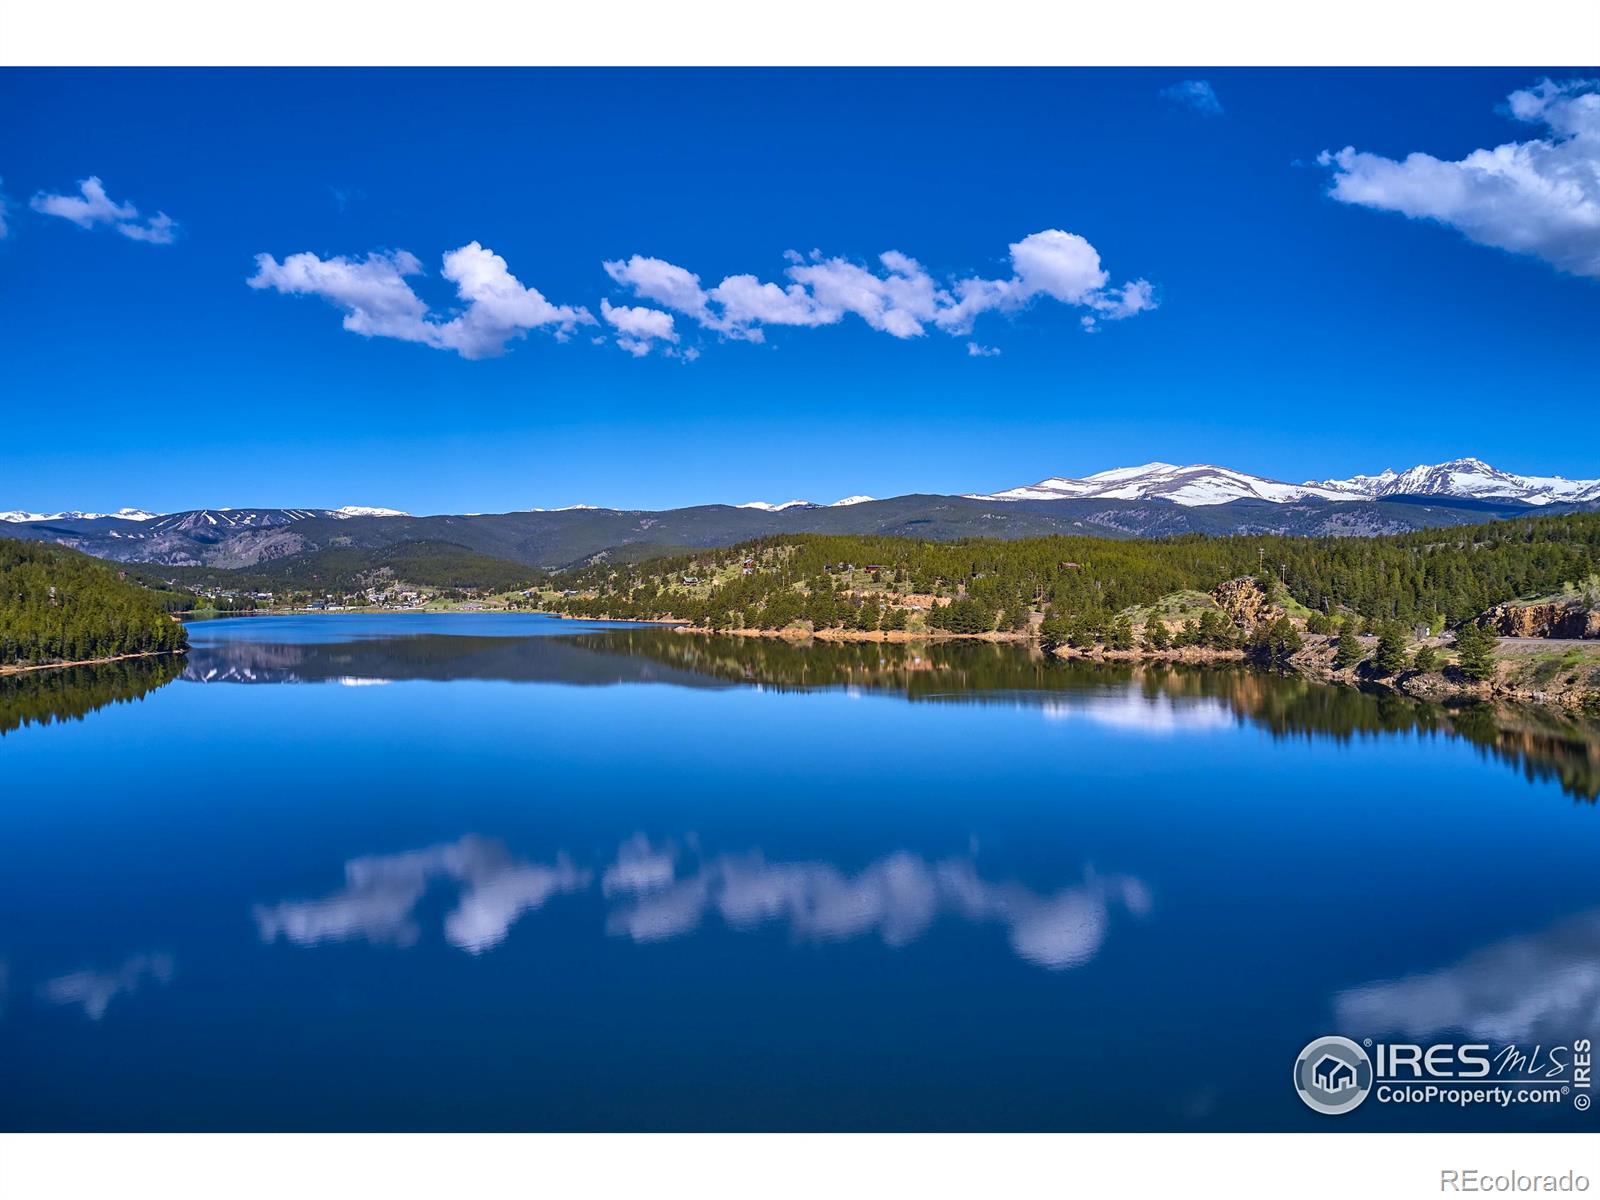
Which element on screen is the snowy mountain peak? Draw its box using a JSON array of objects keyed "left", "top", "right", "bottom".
[
  {"left": 1308, "top": 458, "right": 1600, "bottom": 506},
  {"left": 976, "top": 458, "right": 1600, "bottom": 509},
  {"left": 0, "top": 507, "right": 163, "bottom": 523},
  {"left": 333, "top": 505, "right": 411, "bottom": 518},
  {"left": 830, "top": 495, "right": 876, "bottom": 507},
  {"left": 737, "top": 499, "right": 816, "bottom": 512},
  {"left": 972, "top": 463, "right": 1354, "bottom": 507}
]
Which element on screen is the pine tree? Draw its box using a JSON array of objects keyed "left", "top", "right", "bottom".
[
  {"left": 1455, "top": 620, "right": 1498, "bottom": 682},
  {"left": 1335, "top": 624, "right": 1365, "bottom": 669},
  {"left": 1143, "top": 615, "right": 1170, "bottom": 651},
  {"left": 1373, "top": 621, "right": 1409, "bottom": 676},
  {"left": 1107, "top": 614, "right": 1135, "bottom": 651}
]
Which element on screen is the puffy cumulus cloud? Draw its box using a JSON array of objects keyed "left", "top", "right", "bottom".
[
  {"left": 249, "top": 241, "right": 593, "bottom": 359},
  {"left": 30, "top": 175, "right": 177, "bottom": 244},
  {"left": 602, "top": 254, "right": 713, "bottom": 322},
  {"left": 788, "top": 250, "right": 945, "bottom": 338},
  {"left": 1320, "top": 78, "right": 1600, "bottom": 279},
  {"left": 706, "top": 274, "right": 828, "bottom": 338},
  {"left": 1160, "top": 79, "right": 1223, "bottom": 117},
  {"left": 599, "top": 297, "right": 678, "bottom": 357},
  {"left": 604, "top": 229, "right": 1155, "bottom": 351}
]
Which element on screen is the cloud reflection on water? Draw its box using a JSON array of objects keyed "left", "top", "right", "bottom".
[
  {"left": 1042, "top": 693, "right": 1235, "bottom": 735},
  {"left": 39, "top": 953, "right": 174, "bottom": 1021},
  {"left": 256, "top": 835, "right": 1149, "bottom": 972},
  {"left": 254, "top": 835, "right": 590, "bottom": 954},
  {"left": 1333, "top": 908, "right": 1600, "bottom": 1043},
  {"left": 608, "top": 846, "right": 1151, "bottom": 970}
]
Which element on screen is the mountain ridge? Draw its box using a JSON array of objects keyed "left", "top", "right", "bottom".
[{"left": 11, "top": 458, "right": 1595, "bottom": 522}]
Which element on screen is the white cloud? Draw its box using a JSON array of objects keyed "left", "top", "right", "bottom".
[
  {"left": 30, "top": 175, "right": 177, "bottom": 244},
  {"left": 602, "top": 254, "right": 713, "bottom": 321},
  {"left": 605, "top": 229, "right": 1155, "bottom": 351},
  {"left": 1320, "top": 78, "right": 1600, "bottom": 279},
  {"left": 599, "top": 297, "right": 678, "bottom": 356},
  {"left": 706, "top": 273, "right": 829, "bottom": 338},
  {"left": 967, "top": 342, "right": 1001, "bottom": 357},
  {"left": 249, "top": 241, "right": 593, "bottom": 359},
  {"left": 1161, "top": 79, "right": 1224, "bottom": 117}
]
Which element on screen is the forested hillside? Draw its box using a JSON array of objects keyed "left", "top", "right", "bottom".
[
  {"left": 125, "top": 539, "right": 539, "bottom": 602},
  {"left": 542, "top": 513, "right": 1600, "bottom": 633},
  {"left": 0, "top": 538, "right": 189, "bottom": 667}
]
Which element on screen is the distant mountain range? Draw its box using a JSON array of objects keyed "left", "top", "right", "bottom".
[
  {"left": 970, "top": 458, "right": 1600, "bottom": 507},
  {"left": 4, "top": 458, "right": 1598, "bottom": 572}
]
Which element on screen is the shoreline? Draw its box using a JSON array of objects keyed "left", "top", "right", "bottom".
[
  {"left": 172, "top": 607, "right": 1600, "bottom": 711},
  {"left": 0, "top": 648, "right": 187, "bottom": 677},
  {"left": 613, "top": 618, "right": 1600, "bottom": 709}
]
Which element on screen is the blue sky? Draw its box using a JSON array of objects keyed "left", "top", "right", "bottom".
[{"left": 2, "top": 68, "right": 1596, "bottom": 514}]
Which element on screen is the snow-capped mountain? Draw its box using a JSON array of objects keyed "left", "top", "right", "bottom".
[
  {"left": 972, "top": 463, "right": 1357, "bottom": 507},
  {"left": 974, "top": 459, "right": 1600, "bottom": 508},
  {"left": 0, "top": 505, "right": 415, "bottom": 525},
  {"left": 1309, "top": 458, "right": 1600, "bottom": 506},
  {"left": 737, "top": 499, "right": 816, "bottom": 512},
  {"left": 0, "top": 507, "right": 161, "bottom": 523},
  {"left": 737, "top": 496, "right": 877, "bottom": 512}
]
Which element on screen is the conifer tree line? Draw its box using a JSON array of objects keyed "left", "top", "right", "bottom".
[
  {"left": 543, "top": 512, "right": 1600, "bottom": 635},
  {"left": 1, "top": 538, "right": 189, "bottom": 667}
]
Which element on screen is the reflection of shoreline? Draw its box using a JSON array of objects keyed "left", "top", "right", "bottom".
[
  {"left": 0, "top": 655, "right": 183, "bottom": 736},
  {"left": 8, "top": 623, "right": 1599, "bottom": 801},
  {"left": 255, "top": 834, "right": 1151, "bottom": 972},
  {"left": 0, "top": 648, "right": 185, "bottom": 677}
]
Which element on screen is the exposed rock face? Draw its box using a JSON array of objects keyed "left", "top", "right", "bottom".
[
  {"left": 1487, "top": 599, "right": 1600, "bottom": 639},
  {"left": 1210, "top": 577, "right": 1281, "bottom": 630}
]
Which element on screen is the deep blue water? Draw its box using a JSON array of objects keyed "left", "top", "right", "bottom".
[{"left": 1, "top": 614, "right": 1596, "bottom": 1131}]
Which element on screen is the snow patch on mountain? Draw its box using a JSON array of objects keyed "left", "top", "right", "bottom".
[
  {"left": 333, "top": 506, "right": 411, "bottom": 518},
  {"left": 973, "top": 463, "right": 1355, "bottom": 507},
  {"left": 736, "top": 499, "right": 816, "bottom": 512},
  {"left": 975, "top": 459, "right": 1600, "bottom": 509},
  {"left": 1309, "top": 458, "right": 1600, "bottom": 506},
  {"left": 0, "top": 507, "right": 162, "bottom": 523},
  {"left": 830, "top": 495, "right": 876, "bottom": 507}
]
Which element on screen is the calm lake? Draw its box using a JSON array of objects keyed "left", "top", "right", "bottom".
[{"left": 2, "top": 613, "right": 1596, "bottom": 1131}]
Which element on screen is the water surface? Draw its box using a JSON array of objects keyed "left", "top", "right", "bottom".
[{"left": 2, "top": 614, "right": 1596, "bottom": 1130}]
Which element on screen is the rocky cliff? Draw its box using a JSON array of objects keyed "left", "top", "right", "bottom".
[
  {"left": 1210, "top": 577, "right": 1281, "bottom": 630},
  {"left": 1487, "top": 599, "right": 1600, "bottom": 639}
]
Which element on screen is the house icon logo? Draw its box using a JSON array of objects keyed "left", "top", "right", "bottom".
[{"left": 1294, "top": 1036, "right": 1374, "bottom": 1115}]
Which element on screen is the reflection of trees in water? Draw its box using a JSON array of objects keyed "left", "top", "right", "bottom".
[
  {"left": 0, "top": 656, "right": 182, "bottom": 736},
  {"left": 10, "top": 627, "right": 1598, "bottom": 802},
  {"left": 1156, "top": 668, "right": 1600, "bottom": 802},
  {"left": 603, "top": 632, "right": 1600, "bottom": 802},
  {"left": 571, "top": 630, "right": 1133, "bottom": 699}
]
